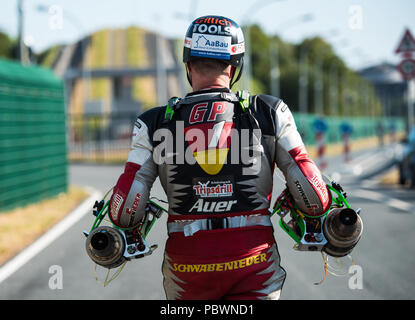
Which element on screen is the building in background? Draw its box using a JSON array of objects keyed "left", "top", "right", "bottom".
[
  {"left": 37, "top": 27, "right": 187, "bottom": 161},
  {"left": 40, "top": 26, "right": 186, "bottom": 116},
  {"left": 359, "top": 63, "right": 407, "bottom": 120}
]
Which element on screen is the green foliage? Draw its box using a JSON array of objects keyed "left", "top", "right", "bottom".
[
  {"left": 0, "top": 31, "right": 15, "bottom": 60},
  {"left": 246, "top": 25, "right": 382, "bottom": 117},
  {"left": 0, "top": 23, "right": 383, "bottom": 118},
  {"left": 249, "top": 25, "right": 271, "bottom": 93},
  {"left": 37, "top": 45, "right": 62, "bottom": 68}
]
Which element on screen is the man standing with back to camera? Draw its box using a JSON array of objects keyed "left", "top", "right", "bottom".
[{"left": 107, "top": 15, "right": 331, "bottom": 300}]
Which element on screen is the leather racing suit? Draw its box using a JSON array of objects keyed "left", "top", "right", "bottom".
[{"left": 108, "top": 87, "right": 331, "bottom": 300}]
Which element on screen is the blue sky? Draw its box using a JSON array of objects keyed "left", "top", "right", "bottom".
[{"left": 1, "top": 0, "right": 414, "bottom": 70}]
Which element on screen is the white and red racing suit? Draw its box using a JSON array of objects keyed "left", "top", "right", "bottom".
[{"left": 108, "top": 87, "right": 331, "bottom": 300}]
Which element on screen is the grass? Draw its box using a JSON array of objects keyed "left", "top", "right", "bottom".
[
  {"left": 0, "top": 186, "right": 89, "bottom": 266},
  {"left": 69, "top": 150, "right": 128, "bottom": 163}
]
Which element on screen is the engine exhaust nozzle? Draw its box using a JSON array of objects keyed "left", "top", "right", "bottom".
[
  {"left": 323, "top": 208, "right": 363, "bottom": 257},
  {"left": 85, "top": 226, "right": 125, "bottom": 269}
]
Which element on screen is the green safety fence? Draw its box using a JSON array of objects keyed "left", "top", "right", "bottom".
[
  {"left": 0, "top": 59, "right": 67, "bottom": 213},
  {"left": 293, "top": 113, "right": 405, "bottom": 146}
]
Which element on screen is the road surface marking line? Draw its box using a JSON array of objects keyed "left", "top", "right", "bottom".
[
  {"left": 350, "top": 146, "right": 397, "bottom": 177},
  {"left": 349, "top": 150, "right": 380, "bottom": 166},
  {"left": 330, "top": 148, "right": 392, "bottom": 178},
  {"left": 387, "top": 199, "right": 413, "bottom": 212},
  {"left": 0, "top": 187, "right": 102, "bottom": 284},
  {"left": 352, "top": 149, "right": 385, "bottom": 166},
  {"left": 354, "top": 188, "right": 413, "bottom": 213},
  {"left": 361, "top": 179, "right": 378, "bottom": 188},
  {"left": 354, "top": 189, "right": 384, "bottom": 201}
]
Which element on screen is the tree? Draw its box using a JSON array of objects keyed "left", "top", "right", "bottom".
[
  {"left": 245, "top": 24, "right": 382, "bottom": 117},
  {"left": 0, "top": 31, "right": 15, "bottom": 59}
]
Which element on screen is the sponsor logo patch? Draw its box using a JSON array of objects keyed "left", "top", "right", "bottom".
[
  {"left": 193, "top": 178, "right": 234, "bottom": 198},
  {"left": 310, "top": 174, "right": 329, "bottom": 204},
  {"left": 294, "top": 180, "right": 319, "bottom": 214},
  {"left": 110, "top": 193, "right": 124, "bottom": 221},
  {"left": 126, "top": 193, "right": 141, "bottom": 227},
  {"left": 190, "top": 33, "right": 231, "bottom": 60},
  {"left": 194, "top": 17, "right": 233, "bottom": 27},
  {"left": 231, "top": 43, "right": 244, "bottom": 55},
  {"left": 184, "top": 119, "right": 235, "bottom": 175},
  {"left": 189, "top": 199, "right": 237, "bottom": 213},
  {"left": 184, "top": 37, "right": 191, "bottom": 47},
  {"left": 172, "top": 252, "right": 267, "bottom": 273},
  {"left": 192, "top": 20, "right": 232, "bottom": 35}
]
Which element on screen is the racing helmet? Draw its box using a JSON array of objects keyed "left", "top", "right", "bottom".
[{"left": 183, "top": 15, "right": 245, "bottom": 87}]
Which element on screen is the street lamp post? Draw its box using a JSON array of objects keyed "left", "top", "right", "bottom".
[
  {"left": 314, "top": 56, "right": 324, "bottom": 115},
  {"left": 326, "top": 39, "right": 352, "bottom": 117},
  {"left": 270, "top": 13, "right": 314, "bottom": 106},
  {"left": 329, "top": 61, "right": 339, "bottom": 117},
  {"left": 407, "top": 79, "right": 414, "bottom": 130},
  {"left": 155, "top": 33, "right": 168, "bottom": 106},
  {"left": 269, "top": 40, "right": 280, "bottom": 97},
  {"left": 241, "top": 0, "right": 287, "bottom": 92},
  {"left": 17, "top": 0, "right": 30, "bottom": 65},
  {"left": 37, "top": 4, "right": 89, "bottom": 108},
  {"left": 313, "top": 29, "right": 341, "bottom": 115},
  {"left": 329, "top": 60, "right": 354, "bottom": 118},
  {"left": 242, "top": 24, "right": 252, "bottom": 92},
  {"left": 298, "top": 46, "right": 309, "bottom": 114}
]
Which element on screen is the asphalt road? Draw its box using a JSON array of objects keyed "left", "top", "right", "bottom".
[{"left": 1, "top": 143, "right": 414, "bottom": 300}]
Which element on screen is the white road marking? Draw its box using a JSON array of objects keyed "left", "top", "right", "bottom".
[
  {"left": 348, "top": 151, "right": 374, "bottom": 165},
  {"left": 361, "top": 179, "right": 379, "bottom": 188},
  {"left": 354, "top": 189, "right": 384, "bottom": 201},
  {"left": 0, "top": 187, "right": 102, "bottom": 284},
  {"left": 353, "top": 188, "right": 414, "bottom": 213},
  {"left": 329, "top": 146, "right": 396, "bottom": 179},
  {"left": 387, "top": 199, "right": 413, "bottom": 211},
  {"left": 330, "top": 172, "right": 342, "bottom": 182},
  {"left": 352, "top": 165, "right": 363, "bottom": 176}
]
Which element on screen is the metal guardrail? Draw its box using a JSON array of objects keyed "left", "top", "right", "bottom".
[
  {"left": 67, "top": 110, "right": 406, "bottom": 164},
  {"left": 67, "top": 112, "right": 137, "bottom": 163},
  {"left": 294, "top": 113, "right": 405, "bottom": 146}
]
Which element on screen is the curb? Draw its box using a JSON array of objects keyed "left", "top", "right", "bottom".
[{"left": 0, "top": 186, "right": 102, "bottom": 284}]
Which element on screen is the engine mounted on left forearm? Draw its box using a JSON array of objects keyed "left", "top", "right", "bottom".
[{"left": 271, "top": 182, "right": 363, "bottom": 258}]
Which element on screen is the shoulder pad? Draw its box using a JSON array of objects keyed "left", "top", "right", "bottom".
[
  {"left": 256, "top": 94, "right": 283, "bottom": 111},
  {"left": 138, "top": 106, "right": 166, "bottom": 135}
]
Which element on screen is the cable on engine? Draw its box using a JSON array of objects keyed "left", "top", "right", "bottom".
[{"left": 94, "top": 261, "right": 127, "bottom": 287}]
